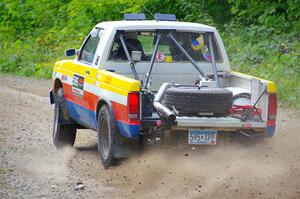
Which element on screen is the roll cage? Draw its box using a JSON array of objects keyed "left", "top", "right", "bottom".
[{"left": 115, "top": 30, "right": 220, "bottom": 89}]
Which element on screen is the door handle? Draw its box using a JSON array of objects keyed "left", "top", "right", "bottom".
[{"left": 85, "top": 70, "right": 90, "bottom": 75}]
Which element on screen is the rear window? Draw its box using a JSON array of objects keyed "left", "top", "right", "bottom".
[{"left": 108, "top": 31, "right": 223, "bottom": 63}]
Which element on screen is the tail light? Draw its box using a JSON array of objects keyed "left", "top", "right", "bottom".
[
  {"left": 267, "top": 93, "right": 277, "bottom": 126},
  {"left": 127, "top": 92, "right": 140, "bottom": 121}
]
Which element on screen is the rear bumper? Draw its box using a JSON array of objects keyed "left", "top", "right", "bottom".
[{"left": 171, "top": 116, "right": 266, "bottom": 132}]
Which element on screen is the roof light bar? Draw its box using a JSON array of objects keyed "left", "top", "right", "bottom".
[
  {"left": 124, "top": 13, "right": 146, "bottom": 21},
  {"left": 154, "top": 13, "right": 176, "bottom": 21}
]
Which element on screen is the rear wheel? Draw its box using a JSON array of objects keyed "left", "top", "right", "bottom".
[
  {"left": 53, "top": 88, "right": 77, "bottom": 148},
  {"left": 97, "top": 105, "right": 116, "bottom": 169},
  {"left": 97, "top": 104, "right": 140, "bottom": 168}
]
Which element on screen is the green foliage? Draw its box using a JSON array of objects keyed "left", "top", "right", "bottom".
[
  {"left": 229, "top": 0, "right": 300, "bottom": 33},
  {"left": 223, "top": 23, "right": 300, "bottom": 107},
  {"left": 0, "top": 0, "right": 299, "bottom": 107},
  {"left": 0, "top": 0, "right": 141, "bottom": 77}
]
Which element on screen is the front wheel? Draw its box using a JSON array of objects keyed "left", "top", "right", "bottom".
[{"left": 53, "top": 88, "right": 77, "bottom": 148}]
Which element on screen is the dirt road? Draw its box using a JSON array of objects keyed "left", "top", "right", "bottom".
[{"left": 0, "top": 74, "right": 299, "bottom": 199}]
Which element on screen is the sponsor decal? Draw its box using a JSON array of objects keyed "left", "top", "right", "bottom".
[
  {"left": 72, "top": 74, "right": 84, "bottom": 97},
  {"left": 156, "top": 52, "right": 165, "bottom": 62},
  {"left": 104, "top": 76, "right": 112, "bottom": 84},
  {"left": 243, "top": 122, "right": 252, "bottom": 128},
  {"left": 95, "top": 55, "right": 100, "bottom": 65},
  {"left": 165, "top": 55, "right": 173, "bottom": 63},
  {"left": 61, "top": 75, "right": 68, "bottom": 82}
]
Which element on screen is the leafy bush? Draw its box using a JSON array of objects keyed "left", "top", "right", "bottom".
[
  {"left": 223, "top": 23, "right": 300, "bottom": 107},
  {"left": 0, "top": 0, "right": 142, "bottom": 77},
  {"left": 0, "top": 0, "right": 299, "bottom": 107}
]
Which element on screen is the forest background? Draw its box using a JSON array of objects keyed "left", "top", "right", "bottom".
[{"left": 0, "top": 0, "right": 299, "bottom": 107}]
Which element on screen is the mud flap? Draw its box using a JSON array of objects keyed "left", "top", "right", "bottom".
[{"left": 265, "top": 125, "right": 276, "bottom": 138}]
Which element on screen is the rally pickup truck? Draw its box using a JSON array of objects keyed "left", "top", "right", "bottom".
[{"left": 50, "top": 14, "right": 277, "bottom": 168}]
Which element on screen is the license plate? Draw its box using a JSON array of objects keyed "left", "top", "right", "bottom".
[{"left": 188, "top": 130, "right": 217, "bottom": 145}]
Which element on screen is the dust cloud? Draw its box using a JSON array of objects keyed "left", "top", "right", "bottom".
[
  {"left": 92, "top": 109, "right": 300, "bottom": 198},
  {"left": 14, "top": 146, "right": 76, "bottom": 182}
]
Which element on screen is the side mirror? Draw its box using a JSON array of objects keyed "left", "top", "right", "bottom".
[
  {"left": 131, "top": 51, "right": 142, "bottom": 62},
  {"left": 65, "top": 48, "right": 77, "bottom": 57}
]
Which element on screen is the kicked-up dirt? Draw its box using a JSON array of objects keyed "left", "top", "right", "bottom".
[{"left": 0, "top": 73, "right": 299, "bottom": 199}]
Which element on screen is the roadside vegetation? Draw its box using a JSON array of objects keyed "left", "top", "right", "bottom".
[{"left": 0, "top": 0, "right": 299, "bottom": 107}]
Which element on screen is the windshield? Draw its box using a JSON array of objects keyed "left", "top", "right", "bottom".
[{"left": 108, "top": 31, "right": 222, "bottom": 63}]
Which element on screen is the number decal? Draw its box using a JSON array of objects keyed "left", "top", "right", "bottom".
[{"left": 104, "top": 76, "right": 112, "bottom": 84}]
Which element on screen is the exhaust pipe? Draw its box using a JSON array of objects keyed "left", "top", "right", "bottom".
[
  {"left": 153, "top": 83, "right": 176, "bottom": 122},
  {"left": 153, "top": 102, "right": 176, "bottom": 122}
]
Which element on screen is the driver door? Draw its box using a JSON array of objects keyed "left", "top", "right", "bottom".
[{"left": 69, "top": 28, "right": 103, "bottom": 128}]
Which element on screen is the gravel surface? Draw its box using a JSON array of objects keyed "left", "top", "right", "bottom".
[{"left": 0, "top": 74, "right": 299, "bottom": 199}]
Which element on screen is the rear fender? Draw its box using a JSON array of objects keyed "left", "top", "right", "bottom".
[{"left": 96, "top": 97, "right": 116, "bottom": 126}]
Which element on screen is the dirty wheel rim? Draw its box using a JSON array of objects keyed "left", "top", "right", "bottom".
[{"left": 100, "top": 116, "right": 110, "bottom": 160}]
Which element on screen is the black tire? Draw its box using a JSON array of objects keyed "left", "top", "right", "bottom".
[
  {"left": 164, "top": 87, "right": 233, "bottom": 115},
  {"left": 97, "top": 105, "right": 120, "bottom": 169},
  {"left": 53, "top": 88, "right": 77, "bottom": 148},
  {"left": 97, "top": 105, "right": 137, "bottom": 168}
]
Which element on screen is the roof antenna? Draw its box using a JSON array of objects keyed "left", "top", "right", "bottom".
[{"left": 142, "top": 6, "right": 156, "bottom": 21}]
